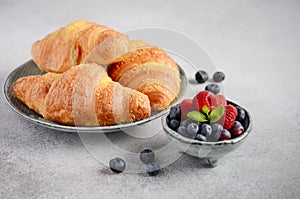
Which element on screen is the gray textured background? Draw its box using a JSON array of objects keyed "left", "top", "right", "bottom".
[{"left": 1, "top": 0, "right": 299, "bottom": 198}]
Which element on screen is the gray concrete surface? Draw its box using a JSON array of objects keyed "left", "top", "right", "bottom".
[{"left": 1, "top": 0, "right": 299, "bottom": 198}]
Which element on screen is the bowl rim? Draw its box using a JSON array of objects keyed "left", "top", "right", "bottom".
[{"left": 161, "top": 100, "right": 253, "bottom": 146}]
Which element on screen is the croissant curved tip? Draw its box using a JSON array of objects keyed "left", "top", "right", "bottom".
[{"left": 129, "top": 92, "right": 151, "bottom": 122}]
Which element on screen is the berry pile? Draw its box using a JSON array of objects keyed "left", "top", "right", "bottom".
[{"left": 167, "top": 90, "right": 246, "bottom": 142}]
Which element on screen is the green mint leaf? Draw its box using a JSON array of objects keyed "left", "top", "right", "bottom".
[
  {"left": 187, "top": 111, "right": 208, "bottom": 122},
  {"left": 210, "top": 106, "right": 225, "bottom": 123},
  {"left": 202, "top": 105, "right": 210, "bottom": 115}
]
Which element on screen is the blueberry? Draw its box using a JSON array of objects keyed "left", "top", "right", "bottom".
[
  {"left": 219, "top": 129, "right": 231, "bottom": 141},
  {"left": 213, "top": 71, "right": 225, "bottom": 82},
  {"left": 177, "top": 126, "right": 188, "bottom": 137},
  {"left": 186, "top": 123, "right": 199, "bottom": 139},
  {"left": 195, "top": 133, "right": 206, "bottom": 141},
  {"left": 230, "top": 121, "right": 244, "bottom": 138},
  {"left": 109, "top": 158, "right": 126, "bottom": 173},
  {"left": 195, "top": 70, "right": 209, "bottom": 83},
  {"left": 140, "top": 149, "right": 155, "bottom": 164},
  {"left": 168, "top": 119, "right": 180, "bottom": 130},
  {"left": 181, "top": 118, "right": 199, "bottom": 127},
  {"left": 200, "top": 124, "right": 212, "bottom": 136},
  {"left": 205, "top": 84, "right": 220, "bottom": 94},
  {"left": 236, "top": 106, "right": 246, "bottom": 123},
  {"left": 206, "top": 123, "right": 223, "bottom": 142},
  {"left": 197, "top": 122, "right": 204, "bottom": 130},
  {"left": 211, "top": 123, "right": 223, "bottom": 133},
  {"left": 169, "top": 105, "right": 181, "bottom": 120},
  {"left": 169, "top": 112, "right": 177, "bottom": 120},
  {"left": 146, "top": 162, "right": 160, "bottom": 176},
  {"left": 180, "top": 118, "right": 192, "bottom": 127}
]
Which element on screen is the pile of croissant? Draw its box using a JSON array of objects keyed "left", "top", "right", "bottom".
[{"left": 14, "top": 20, "right": 181, "bottom": 126}]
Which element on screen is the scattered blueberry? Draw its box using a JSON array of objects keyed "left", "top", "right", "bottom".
[
  {"left": 109, "top": 158, "right": 126, "bottom": 173},
  {"left": 205, "top": 84, "right": 220, "bottom": 94},
  {"left": 219, "top": 129, "right": 231, "bottom": 141},
  {"left": 213, "top": 71, "right": 225, "bottom": 82},
  {"left": 169, "top": 119, "right": 180, "bottom": 130},
  {"left": 195, "top": 133, "right": 207, "bottom": 141},
  {"left": 186, "top": 123, "right": 199, "bottom": 139},
  {"left": 140, "top": 149, "right": 155, "bottom": 164},
  {"left": 200, "top": 124, "right": 212, "bottom": 136},
  {"left": 206, "top": 123, "right": 223, "bottom": 142},
  {"left": 195, "top": 70, "right": 209, "bottom": 83},
  {"left": 236, "top": 106, "right": 246, "bottom": 123},
  {"left": 169, "top": 105, "right": 181, "bottom": 120},
  {"left": 146, "top": 162, "right": 160, "bottom": 176},
  {"left": 230, "top": 121, "right": 244, "bottom": 138}
]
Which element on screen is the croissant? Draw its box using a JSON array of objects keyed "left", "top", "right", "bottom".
[
  {"left": 13, "top": 63, "right": 151, "bottom": 126},
  {"left": 31, "top": 20, "right": 130, "bottom": 73},
  {"left": 107, "top": 46, "right": 181, "bottom": 111}
]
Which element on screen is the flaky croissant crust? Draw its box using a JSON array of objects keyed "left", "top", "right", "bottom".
[
  {"left": 107, "top": 46, "right": 181, "bottom": 111},
  {"left": 25, "top": 20, "right": 182, "bottom": 124},
  {"left": 31, "top": 20, "right": 129, "bottom": 73},
  {"left": 14, "top": 63, "right": 151, "bottom": 126}
]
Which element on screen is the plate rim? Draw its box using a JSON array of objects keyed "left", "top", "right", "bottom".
[{"left": 3, "top": 60, "right": 187, "bottom": 133}]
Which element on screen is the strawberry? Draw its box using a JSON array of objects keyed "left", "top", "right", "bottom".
[
  {"left": 180, "top": 99, "right": 194, "bottom": 118},
  {"left": 192, "top": 90, "right": 216, "bottom": 112},
  {"left": 223, "top": 104, "right": 238, "bottom": 129}
]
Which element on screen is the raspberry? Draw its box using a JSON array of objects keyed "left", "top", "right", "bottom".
[
  {"left": 215, "top": 95, "right": 227, "bottom": 107},
  {"left": 209, "top": 94, "right": 227, "bottom": 110},
  {"left": 192, "top": 90, "right": 216, "bottom": 112},
  {"left": 223, "top": 104, "right": 238, "bottom": 129},
  {"left": 180, "top": 99, "right": 194, "bottom": 118}
]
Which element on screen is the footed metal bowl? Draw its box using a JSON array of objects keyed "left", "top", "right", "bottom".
[{"left": 161, "top": 101, "right": 252, "bottom": 167}]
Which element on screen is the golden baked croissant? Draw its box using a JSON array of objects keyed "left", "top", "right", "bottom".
[
  {"left": 31, "top": 20, "right": 130, "bottom": 73},
  {"left": 13, "top": 63, "right": 151, "bottom": 126},
  {"left": 107, "top": 46, "right": 181, "bottom": 111}
]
